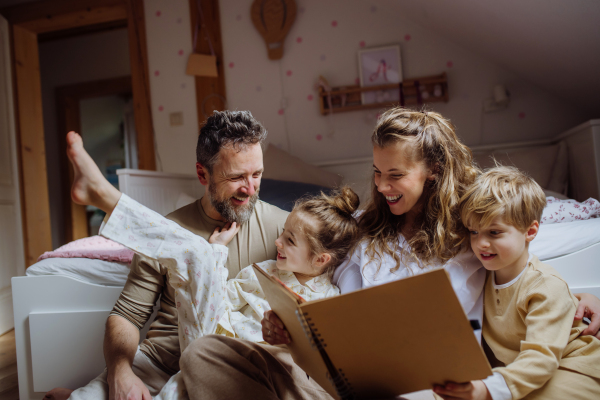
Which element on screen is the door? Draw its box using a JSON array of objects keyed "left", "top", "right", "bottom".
[{"left": 0, "top": 15, "right": 25, "bottom": 334}]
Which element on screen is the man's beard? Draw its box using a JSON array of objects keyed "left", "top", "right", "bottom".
[{"left": 208, "top": 180, "right": 259, "bottom": 224}]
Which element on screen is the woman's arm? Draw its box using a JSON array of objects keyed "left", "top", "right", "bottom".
[{"left": 574, "top": 293, "right": 600, "bottom": 338}]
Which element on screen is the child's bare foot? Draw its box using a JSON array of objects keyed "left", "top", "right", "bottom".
[{"left": 67, "top": 131, "right": 121, "bottom": 213}]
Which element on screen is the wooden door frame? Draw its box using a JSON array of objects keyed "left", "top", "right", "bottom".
[
  {"left": 57, "top": 76, "right": 132, "bottom": 241},
  {"left": 0, "top": 0, "right": 155, "bottom": 266}
]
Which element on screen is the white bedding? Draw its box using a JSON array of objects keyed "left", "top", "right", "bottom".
[
  {"left": 532, "top": 217, "right": 600, "bottom": 261},
  {"left": 26, "top": 257, "right": 130, "bottom": 286}
]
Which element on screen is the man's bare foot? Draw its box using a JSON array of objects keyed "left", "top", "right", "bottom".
[
  {"left": 43, "top": 387, "right": 74, "bottom": 400},
  {"left": 67, "top": 131, "right": 121, "bottom": 213}
]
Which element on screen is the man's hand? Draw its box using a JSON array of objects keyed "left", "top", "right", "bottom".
[
  {"left": 261, "top": 310, "right": 290, "bottom": 345},
  {"left": 209, "top": 222, "right": 240, "bottom": 246},
  {"left": 433, "top": 380, "right": 491, "bottom": 400},
  {"left": 108, "top": 367, "right": 151, "bottom": 400},
  {"left": 574, "top": 293, "right": 600, "bottom": 339}
]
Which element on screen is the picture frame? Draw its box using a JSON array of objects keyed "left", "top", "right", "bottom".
[{"left": 358, "top": 45, "right": 402, "bottom": 105}]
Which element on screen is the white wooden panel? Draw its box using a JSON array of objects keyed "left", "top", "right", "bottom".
[
  {"left": 30, "top": 310, "right": 111, "bottom": 392},
  {"left": 118, "top": 169, "right": 204, "bottom": 215},
  {"left": 12, "top": 276, "right": 123, "bottom": 400},
  {"left": 544, "top": 242, "right": 600, "bottom": 289}
]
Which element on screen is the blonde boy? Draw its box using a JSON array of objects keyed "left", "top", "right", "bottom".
[{"left": 434, "top": 166, "right": 600, "bottom": 400}]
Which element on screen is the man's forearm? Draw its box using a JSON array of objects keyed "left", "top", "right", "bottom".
[{"left": 104, "top": 315, "right": 140, "bottom": 379}]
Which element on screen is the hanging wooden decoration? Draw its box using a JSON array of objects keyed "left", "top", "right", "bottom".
[{"left": 251, "top": 0, "right": 297, "bottom": 60}]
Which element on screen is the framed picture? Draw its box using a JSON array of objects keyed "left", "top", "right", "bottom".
[{"left": 358, "top": 45, "right": 402, "bottom": 105}]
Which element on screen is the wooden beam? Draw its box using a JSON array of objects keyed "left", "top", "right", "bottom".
[
  {"left": 0, "top": 0, "right": 125, "bottom": 25},
  {"left": 126, "top": 0, "right": 155, "bottom": 171},
  {"left": 12, "top": 25, "right": 52, "bottom": 266},
  {"left": 189, "top": 0, "right": 227, "bottom": 125},
  {"left": 16, "top": 5, "right": 127, "bottom": 34}
]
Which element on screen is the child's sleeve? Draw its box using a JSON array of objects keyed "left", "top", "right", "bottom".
[{"left": 492, "top": 276, "right": 575, "bottom": 399}]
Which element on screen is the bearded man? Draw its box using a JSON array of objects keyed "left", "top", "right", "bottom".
[{"left": 45, "top": 110, "right": 288, "bottom": 400}]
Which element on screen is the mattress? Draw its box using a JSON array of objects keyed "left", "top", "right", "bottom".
[
  {"left": 26, "top": 257, "right": 130, "bottom": 286},
  {"left": 533, "top": 217, "right": 600, "bottom": 260}
]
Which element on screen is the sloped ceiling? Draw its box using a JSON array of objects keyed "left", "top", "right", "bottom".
[{"left": 390, "top": 0, "right": 600, "bottom": 114}]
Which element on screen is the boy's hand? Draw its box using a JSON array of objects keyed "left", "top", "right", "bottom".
[
  {"left": 574, "top": 293, "right": 600, "bottom": 339},
  {"left": 209, "top": 222, "right": 240, "bottom": 246},
  {"left": 433, "top": 380, "right": 491, "bottom": 400},
  {"left": 261, "top": 310, "right": 290, "bottom": 345}
]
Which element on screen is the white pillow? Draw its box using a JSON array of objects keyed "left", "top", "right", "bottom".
[{"left": 262, "top": 144, "right": 343, "bottom": 188}]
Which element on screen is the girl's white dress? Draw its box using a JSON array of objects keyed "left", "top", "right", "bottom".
[{"left": 99, "top": 194, "right": 339, "bottom": 399}]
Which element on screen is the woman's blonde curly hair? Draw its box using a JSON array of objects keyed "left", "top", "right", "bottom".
[{"left": 359, "top": 107, "right": 480, "bottom": 272}]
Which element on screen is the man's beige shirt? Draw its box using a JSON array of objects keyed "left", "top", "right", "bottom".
[{"left": 110, "top": 199, "right": 288, "bottom": 375}]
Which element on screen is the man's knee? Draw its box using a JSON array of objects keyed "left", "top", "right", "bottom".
[{"left": 180, "top": 335, "right": 227, "bottom": 369}]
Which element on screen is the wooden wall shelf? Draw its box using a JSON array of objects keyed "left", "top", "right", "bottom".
[{"left": 318, "top": 72, "right": 448, "bottom": 115}]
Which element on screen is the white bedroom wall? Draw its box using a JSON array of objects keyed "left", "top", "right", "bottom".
[
  {"left": 39, "top": 28, "right": 131, "bottom": 249},
  {"left": 216, "top": 0, "right": 591, "bottom": 164}
]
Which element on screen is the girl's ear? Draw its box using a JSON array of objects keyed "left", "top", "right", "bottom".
[
  {"left": 313, "top": 253, "right": 332, "bottom": 270},
  {"left": 525, "top": 221, "right": 539, "bottom": 243},
  {"left": 427, "top": 162, "right": 440, "bottom": 182}
]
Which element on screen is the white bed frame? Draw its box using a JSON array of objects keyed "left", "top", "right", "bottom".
[{"left": 12, "top": 121, "right": 600, "bottom": 399}]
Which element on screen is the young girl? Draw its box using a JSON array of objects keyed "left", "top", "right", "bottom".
[
  {"left": 65, "top": 131, "right": 360, "bottom": 399},
  {"left": 434, "top": 166, "right": 600, "bottom": 400}
]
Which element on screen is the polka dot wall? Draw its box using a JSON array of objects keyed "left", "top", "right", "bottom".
[{"left": 140, "top": 0, "right": 588, "bottom": 171}]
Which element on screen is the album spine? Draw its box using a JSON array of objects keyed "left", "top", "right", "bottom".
[{"left": 295, "top": 310, "right": 355, "bottom": 400}]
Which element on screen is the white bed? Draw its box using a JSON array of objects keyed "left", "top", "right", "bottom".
[{"left": 13, "top": 120, "right": 600, "bottom": 400}]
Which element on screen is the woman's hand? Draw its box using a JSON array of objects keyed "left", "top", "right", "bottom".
[
  {"left": 574, "top": 293, "right": 600, "bottom": 339},
  {"left": 209, "top": 222, "right": 240, "bottom": 246},
  {"left": 261, "top": 310, "right": 290, "bottom": 345},
  {"left": 433, "top": 380, "right": 491, "bottom": 400}
]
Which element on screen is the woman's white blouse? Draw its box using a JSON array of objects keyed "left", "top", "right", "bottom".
[{"left": 333, "top": 236, "right": 486, "bottom": 331}]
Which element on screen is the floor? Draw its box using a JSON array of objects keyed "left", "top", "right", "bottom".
[{"left": 0, "top": 329, "right": 19, "bottom": 399}]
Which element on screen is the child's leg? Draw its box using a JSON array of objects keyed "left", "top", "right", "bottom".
[
  {"left": 99, "top": 194, "right": 229, "bottom": 351},
  {"left": 66, "top": 131, "right": 121, "bottom": 214}
]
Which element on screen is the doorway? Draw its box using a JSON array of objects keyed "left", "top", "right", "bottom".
[{"left": 1, "top": 0, "right": 155, "bottom": 265}]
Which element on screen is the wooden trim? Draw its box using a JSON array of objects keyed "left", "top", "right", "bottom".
[
  {"left": 12, "top": 25, "right": 52, "bottom": 266},
  {"left": 0, "top": 0, "right": 125, "bottom": 25},
  {"left": 126, "top": 0, "right": 155, "bottom": 170},
  {"left": 189, "top": 0, "right": 227, "bottom": 125},
  {"left": 56, "top": 76, "right": 132, "bottom": 242},
  {"left": 16, "top": 5, "right": 127, "bottom": 34}
]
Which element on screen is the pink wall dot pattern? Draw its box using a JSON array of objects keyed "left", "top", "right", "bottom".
[
  {"left": 178, "top": 50, "right": 184, "bottom": 56},
  {"left": 228, "top": 62, "right": 235, "bottom": 68},
  {"left": 154, "top": 70, "right": 160, "bottom": 76},
  {"left": 316, "top": 134, "right": 323, "bottom": 141},
  {"left": 278, "top": 108, "right": 284, "bottom": 115},
  {"left": 447, "top": 61, "right": 454, "bottom": 68},
  {"left": 296, "top": 37, "right": 303, "bottom": 43},
  {"left": 519, "top": 112, "right": 526, "bottom": 119},
  {"left": 156, "top": 10, "right": 161, "bottom": 17},
  {"left": 286, "top": 70, "right": 293, "bottom": 77},
  {"left": 359, "top": 41, "right": 366, "bottom": 47},
  {"left": 307, "top": 94, "right": 313, "bottom": 101},
  {"left": 331, "top": 20, "right": 338, "bottom": 27},
  {"left": 405, "top": 34, "right": 411, "bottom": 41},
  {"left": 158, "top": 105, "right": 164, "bottom": 112}
]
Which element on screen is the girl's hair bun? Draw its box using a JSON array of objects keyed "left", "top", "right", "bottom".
[{"left": 330, "top": 186, "right": 360, "bottom": 216}]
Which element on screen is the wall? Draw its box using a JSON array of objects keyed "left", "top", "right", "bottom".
[
  {"left": 210, "top": 0, "right": 590, "bottom": 164},
  {"left": 39, "top": 28, "right": 131, "bottom": 248},
  {"left": 143, "top": 0, "right": 199, "bottom": 174}
]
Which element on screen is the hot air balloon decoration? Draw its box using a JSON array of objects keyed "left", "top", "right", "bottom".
[{"left": 251, "top": 0, "right": 297, "bottom": 60}]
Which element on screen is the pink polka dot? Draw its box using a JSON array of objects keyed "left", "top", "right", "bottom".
[
  {"left": 404, "top": 34, "right": 411, "bottom": 41},
  {"left": 278, "top": 108, "right": 284, "bottom": 116},
  {"left": 447, "top": 61, "right": 454, "bottom": 68},
  {"left": 181, "top": 83, "right": 186, "bottom": 89},
  {"left": 355, "top": 77, "right": 360, "bottom": 85},
  {"left": 320, "top": 54, "right": 326, "bottom": 61},
  {"left": 316, "top": 134, "right": 323, "bottom": 141},
  {"left": 331, "top": 20, "right": 338, "bottom": 27},
  {"left": 228, "top": 62, "right": 235, "bottom": 68},
  {"left": 519, "top": 112, "right": 526, "bottom": 119},
  {"left": 296, "top": 37, "right": 303, "bottom": 43},
  {"left": 154, "top": 70, "right": 160, "bottom": 77},
  {"left": 286, "top": 70, "right": 293, "bottom": 77},
  {"left": 156, "top": 10, "right": 161, "bottom": 17},
  {"left": 176, "top": 17, "right": 182, "bottom": 24},
  {"left": 178, "top": 50, "right": 184, "bottom": 56},
  {"left": 307, "top": 94, "right": 314, "bottom": 101},
  {"left": 158, "top": 105, "right": 164, "bottom": 112},
  {"left": 256, "top": 85, "right": 262, "bottom": 92},
  {"left": 359, "top": 41, "right": 366, "bottom": 47}
]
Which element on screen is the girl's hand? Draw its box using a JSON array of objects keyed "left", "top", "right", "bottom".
[
  {"left": 574, "top": 293, "right": 600, "bottom": 339},
  {"left": 209, "top": 222, "right": 240, "bottom": 246},
  {"left": 433, "top": 380, "right": 491, "bottom": 400},
  {"left": 261, "top": 310, "right": 290, "bottom": 345}
]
